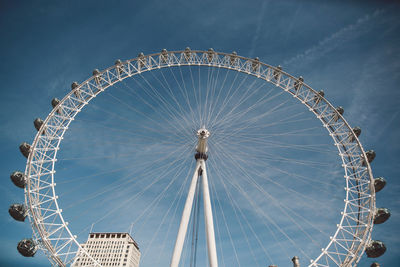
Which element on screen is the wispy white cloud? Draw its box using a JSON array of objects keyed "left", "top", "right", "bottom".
[
  {"left": 249, "top": 0, "right": 269, "bottom": 58},
  {"left": 283, "top": 9, "right": 385, "bottom": 67}
]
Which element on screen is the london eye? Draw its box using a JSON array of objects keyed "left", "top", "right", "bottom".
[{"left": 9, "top": 49, "right": 389, "bottom": 266}]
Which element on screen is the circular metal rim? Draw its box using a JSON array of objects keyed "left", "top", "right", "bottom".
[{"left": 24, "top": 49, "right": 375, "bottom": 266}]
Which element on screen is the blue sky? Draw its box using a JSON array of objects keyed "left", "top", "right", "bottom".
[{"left": 1, "top": 0, "right": 399, "bottom": 266}]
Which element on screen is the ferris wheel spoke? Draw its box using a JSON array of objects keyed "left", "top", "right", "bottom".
[
  {"left": 140, "top": 158, "right": 194, "bottom": 259},
  {"left": 205, "top": 65, "right": 223, "bottom": 127},
  {"left": 131, "top": 155, "right": 192, "bottom": 231},
  {"left": 213, "top": 98, "right": 293, "bottom": 143},
  {"left": 211, "top": 173, "right": 242, "bottom": 266},
  {"left": 215, "top": 143, "right": 342, "bottom": 200},
  {"left": 222, "top": 153, "right": 334, "bottom": 213},
  {"left": 73, "top": 145, "right": 193, "bottom": 233},
  {"left": 62, "top": 143, "right": 192, "bottom": 214},
  {"left": 214, "top": 142, "right": 320, "bottom": 261},
  {"left": 222, "top": 153, "right": 336, "bottom": 237},
  {"left": 208, "top": 171, "right": 227, "bottom": 267},
  {"left": 168, "top": 66, "right": 197, "bottom": 126},
  {"left": 206, "top": 68, "right": 230, "bottom": 127},
  {"left": 210, "top": 148, "right": 292, "bottom": 262},
  {"left": 226, "top": 164, "right": 322, "bottom": 257},
  {"left": 105, "top": 89, "right": 188, "bottom": 142},
  {"left": 84, "top": 101, "right": 194, "bottom": 145},
  {"left": 208, "top": 68, "right": 250, "bottom": 127},
  {"left": 216, "top": 170, "right": 276, "bottom": 265},
  {"left": 210, "top": 75, "right": 280, "bottom": 129},
  {"left": 180, "top": 65, "right": 203, "bottom": 126},
  {"left": 213, "top": 138, "right": 334, "bottom": 170},
  {"left": 208, "top": 157, "right": 265, "bottom": 267},
  {"left": 203, "top": 65, "right": 217, "bottom": 125},
  {"left": 127, "top": 73, "right": 186, "bottom": 125},
  {"left": 58, "top": 142, "right": 191, "bottom": 187},
  {"left": 76, "top": 111, "right": 189, "bottom": 144},
  {"left": 155, "top": 68, "right": 198, "bottom": 128},
  {"left": 230, "top": 144, "right": 334, "bottom": 169},
  {"left": 154, "top": 160, "right": 195, "bottom": 265},
  {"left": 212, "top": 78, "right": 268, "bottom": 128},
  {"left": 220, "top": 135, "right": 335, "bottom": 154},
  {"left": 142, "top": 68, "right": 193, "bottom": 125},
  {"left": 133, "top": 73, "right": 195, "bottom": 138}
]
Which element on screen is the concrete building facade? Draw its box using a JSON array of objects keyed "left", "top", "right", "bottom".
[{"left": 73, "top": 232, "right": 140, "bottom": 267}]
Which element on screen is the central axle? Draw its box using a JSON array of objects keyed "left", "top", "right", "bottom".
[{"left": 195, "top": 128, "right": 210, "bottom": 160}]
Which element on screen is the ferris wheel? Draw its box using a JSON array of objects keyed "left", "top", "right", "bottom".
[{"left": 9, "top": 48, "right": 390, "bottom": 267}]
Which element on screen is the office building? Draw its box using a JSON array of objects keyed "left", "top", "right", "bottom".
[{"left": 73, "top": 232, "right": 140, "bottom": 267}]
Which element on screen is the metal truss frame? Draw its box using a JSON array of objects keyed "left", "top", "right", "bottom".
[{"left": 24, "top": 49, "right": 375, "bottom": 266}]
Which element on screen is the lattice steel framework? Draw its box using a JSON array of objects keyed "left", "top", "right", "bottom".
[{"left": 24, "top": 49, "right": 375, "bottom": 266}]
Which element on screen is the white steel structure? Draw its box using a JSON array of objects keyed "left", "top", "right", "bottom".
[
  {"left": 22, "top": 49, "right": 377, "bottom": 266},
  {"left": 72, "top": 232, "right": 140, "bottom": 267},
  {"left": 170, "top": 128, "right": 217, "bottom": 267}
]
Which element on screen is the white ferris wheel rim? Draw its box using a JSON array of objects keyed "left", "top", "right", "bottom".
[{"left": 24, "top": 49, "right": 375, "bottom": 266}]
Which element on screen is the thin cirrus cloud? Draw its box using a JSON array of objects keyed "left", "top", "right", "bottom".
[{"left": 283, "top": 9, "right": 385, "bottom": 68}]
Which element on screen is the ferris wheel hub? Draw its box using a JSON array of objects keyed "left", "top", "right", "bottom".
[{"left": 196, "top": 128, "right": 210, "bottom": 153}]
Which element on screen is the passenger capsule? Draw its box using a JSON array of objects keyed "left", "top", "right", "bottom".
[
  {"left": 184, "top": 47, "right": 191, "bottom": 61},
  {"left": 349, "top": 126, "right": 361, "bottom": 142},
  {"left": 332, "top": 106, "right": 344, "bottom": 122},
  {"left": 137, "top": 53, "right": 145, "bottom": 68},
  {"left": 10, "top": 171, "right": 26, "bottom": 188},
  {"left": 33, "top": 118, "right": 45, "bottom": 134},
  {"left": 93, "top": 69, "right": 101, "bottom": 85},
  {"left": 292, "top": 256, "right": 300, "bottom": 267},
  {"left": 17, "top": 239, "right": 37, "bottom": 257},
  {"left": 51, "top": 98, "right": 61, "bottom": 114},
  {"left": 313, "top": 90, "right": 325, "bottom": 104},
  {"left": 230, "top": 51, "right": 237, "bottom": 66},
  {"left": 252, "top": 57, "right": 260, "bottom": 72},
  {"left": 374, "top": 177, "right": 386, "bottom": 192},
  {"left": 9, "top": 204, "right": 27, "bottom": 222},
  {"left": 374, "top": 208, "right": 391, "bottom": 224},
  {"left": 161, "top": 49, "right": 168, "bottom": 63},
  {"left": 353, "top": 127, "right": 361, "bottom": 137},
  {"left": 115, "top": 59, "right": 124, "bottom": 74},
  {"left": 362, "top": 150, "right": 376, "bottom": 166},
  {"left": 367, "top": 150, "right": 376, "bottom": 162},
  {"left": 19, "top": 142, "right": 31, "bottom": 158},
  {"left": 365, "top": 240, "right": 386, "bottom": 258},
  {"left": 92, "top": 69, "right": 100, "bottom": 76},
  {"left": 273, "top": 65, "right": 282, "bottom": 80},
  {"left": 71, "top": 81, "right": 79, "bottom": 90},
  {"left": 71, "top": 81, "right": 80, "bottom": 97},
  {"left": 51, "top": 98, "right": 60, "bottom": 108},
  {"left": 207, "top": 48, "right": 215, "bottom": 62},
  {"left": 294, "top": 76, "right": 304, "bottom": 91},
  {"left": 371, "top": 262, "right": 380, "bottom": 267}
]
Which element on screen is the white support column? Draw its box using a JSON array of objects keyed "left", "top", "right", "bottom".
[
  {"left": 170, "top": 160, "right": 202, "bottom": 267},
  {"left": 171, "top": 128, "right": 217, "bottom": 267},
  {"left": 200, "top": 159, "right": 218, "bottom": 267}
]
